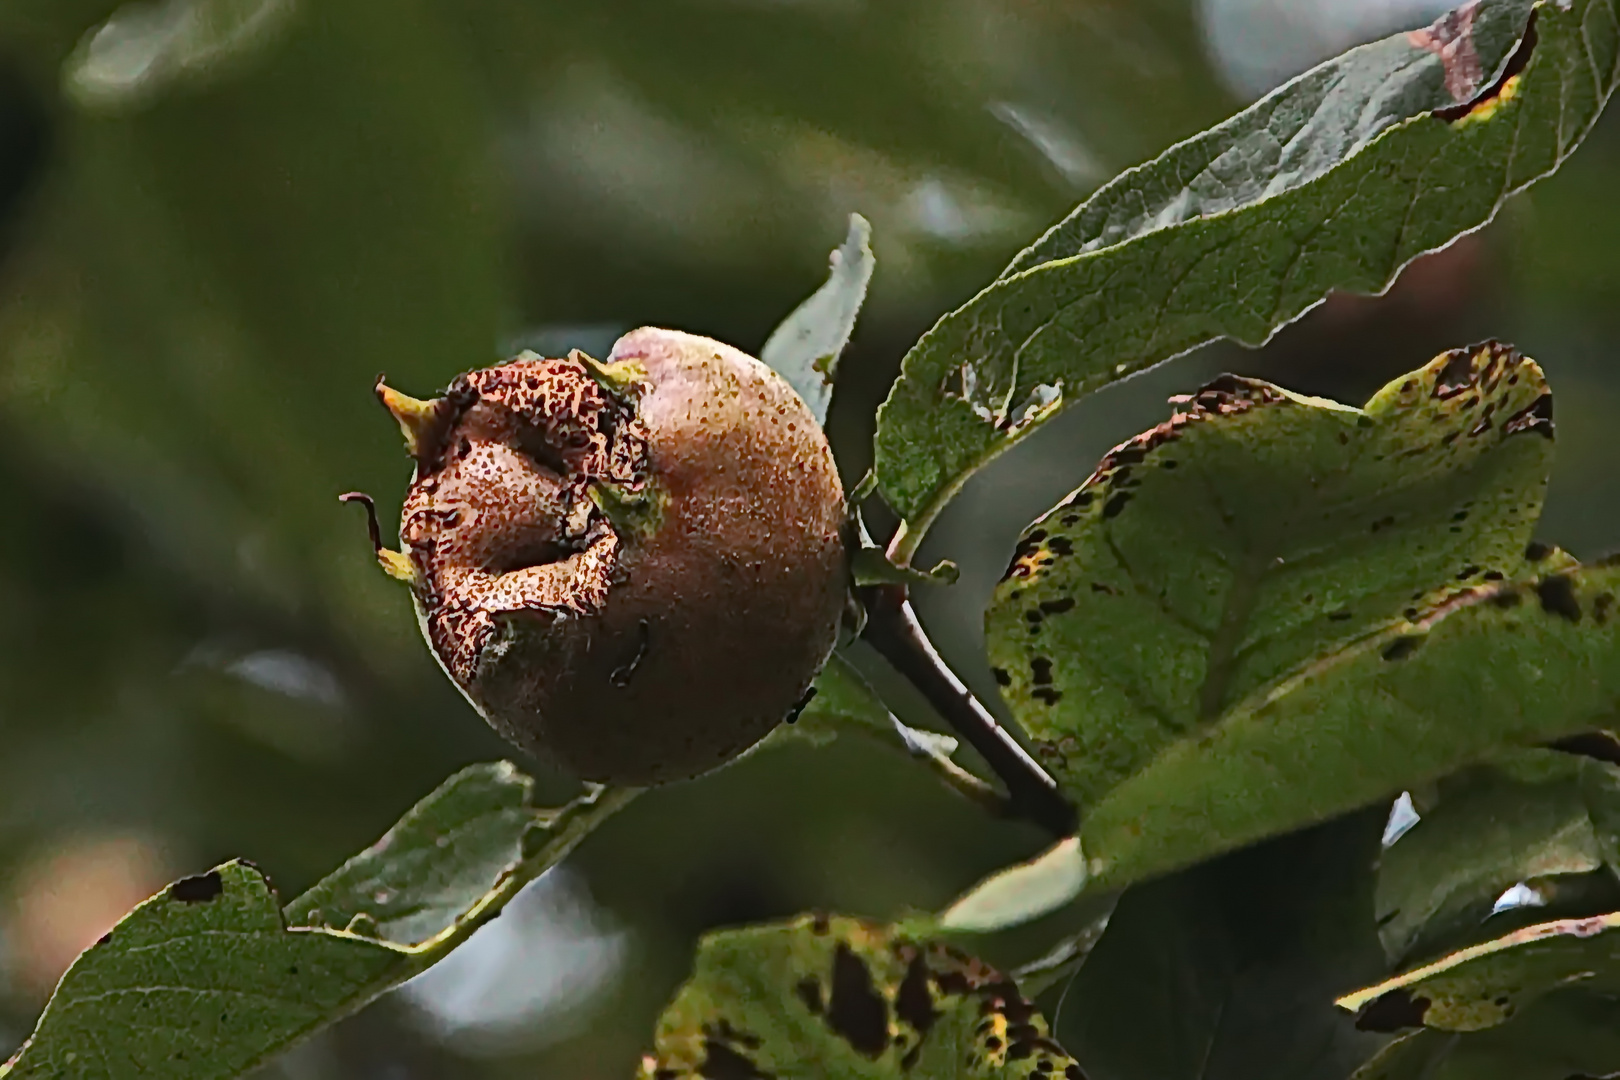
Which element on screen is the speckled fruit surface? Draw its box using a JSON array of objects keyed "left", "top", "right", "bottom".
[{"left": 388, "top": 327, "right": 848, "bottom": 785}]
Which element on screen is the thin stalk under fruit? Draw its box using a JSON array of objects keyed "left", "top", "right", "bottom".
[{"left": 861, "top": 585, "right": 1078, "bottom": 839}]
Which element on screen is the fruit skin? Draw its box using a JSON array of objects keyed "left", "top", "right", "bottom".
[{"left": 385, "top": 327, "right": 848, "bottom": 785}]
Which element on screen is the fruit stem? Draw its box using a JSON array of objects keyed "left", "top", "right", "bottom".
[{"left": 861, "top": 585, "right": 1078, "bottom": 839}]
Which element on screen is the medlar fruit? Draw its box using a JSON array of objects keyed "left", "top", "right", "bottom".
[{"left": 352, "top": 327, "right": 849, "bottom": 785}]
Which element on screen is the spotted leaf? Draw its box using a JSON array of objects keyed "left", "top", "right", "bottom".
[
  {"left": 985, "top": 342, "right": 1620, "bottom": 891},
  {"left": 1350, "top": 991, "right": 1620, "bottom": 1079},
  {"left": 640, "top": 914, "right": 1083, "bottom": 1080},
  {"left": 1339, "top": 906, "right": 1620, "bottom": 1033},
  {"left": 874, "top": 0, "right": 1617, "bottom": 540},
  {"left": 0, "top": 764, "right": 634, "bottom": 1080}
]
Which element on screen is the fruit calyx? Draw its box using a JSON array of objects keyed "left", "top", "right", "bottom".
[{"left": 371, "top": 350, "right": 660, "bottom": 685}]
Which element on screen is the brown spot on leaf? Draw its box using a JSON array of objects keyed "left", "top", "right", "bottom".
[
  {"left": 1102, "top": 492, "right": 1131, "bottom": 519},
  {"left": 1549, "top": 731, "right": 1620, "bottom": 767},
  {"left": 1526, "top": 541, "right": 1552, "bottom": 562},
  {"left": 698, "top": 1040, "right": 773, "bottom": 1080},
  {"left": 1430, "top": 345, "right": 1481, "bottom": 399},
  {"left": 992, "top": 667, "right": 1012, "bottom": 687},
  {"left": 1410, "top": 1, "right": 1482, "bottom": 101},
  {"left": 1030, "top": 658, "right": 1054, "bottom": 685},
  {"left": 827, "top": 944, "right": 889, "bottom": 1057},
  {"left": 1502, "top": 392, "right": 1554, "bottom": 440},
  {"left": 1040, "top": 597, "right": 1075, "bottom": 614},
  {"left": 1436, "top": 11, "right": 1538, "bottom": 122},
  {"left": 1356, "top": 989, "right": 1431, "bottom": 1032},
  {"left": 1382, "top": 636, "right": 1422, "bottom": 662},
  {"left": 709, "top": 1020, "right": 762, "bottom": 1050},
  {"left": 170, "top": 872, "right": 224, "bottom": 904},
  {"left": 1031, "top": 687, "right": 1063, "bottom": 705},
  {"left": 896, "top": 955, "right": 940, "bottom": 1036},
  {"left": 795, "top": 975, "right": 824, "bottom": 1014},
  {"left": 1535, "top": 575, "right": 1582, "bottom": 623}
]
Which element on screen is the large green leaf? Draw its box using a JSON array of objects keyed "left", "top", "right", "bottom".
[
  {"left": 985, "top": 342, "right": 1620, "bottom": 890},
  {"left": 1083, "top": 560, "right": 1620, "bottom": 890},
  {"left": 1338, "top": 906, "right": 1620, "bottom": 1034},
  {"left": 1058, "top": 810, "right": 1390, "bottom": 1080},
  {"left": 1376, "top": 749, "right": 1620, "bottom": 964},
  {"left": 873, "top": 0, "right": 1617, "bottom": 542},
  {"left": 0, "top": 764, "right": 635, "bottom": 1079},
  {"left": 1351, "top": 990, "right": 1620, "bottom": 1079},
  {"left": 0, "top": 861, "right": 402, "bottom": 1080},
  {"left": 639, "top": 913, "right": 1081, "bottom": 1080}
]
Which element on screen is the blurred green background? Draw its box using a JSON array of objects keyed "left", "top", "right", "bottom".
[{"left": 0, "top": 0, "right": 1615, "bottom": 1076}]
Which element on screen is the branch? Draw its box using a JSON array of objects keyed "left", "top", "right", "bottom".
[{"left": 860, "top": 585, "right": 1078, "bottom": 839}]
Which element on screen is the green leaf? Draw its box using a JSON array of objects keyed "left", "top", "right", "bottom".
[
  {"left": 874, "top": 0, "right": 1617, "bottom": 542},
  {"left": 0, "top": 764, "right": 636, "bottom": 1079},
  {"left": 281, "top": 761, "right": 617, "bottom": 945},
  {"left": 760, "top": 212, "right": 874, "bottom": 425},
  {"left": 1351, "top": 991, "right": 1620, "bottom": 1080},
  {"left": 1338, "top": 908, "right": 1620, "bottom": 1033},
  {"left": 1376, "top": 749, "right": 1620, "bottom": 964},
  {"left": 639, "top": 913, "right": 1082, "bottom": 1080},
  {"left": 939, "top": 838, "right": 1088, "bottom": 933},
  {"left": 0, "top": 861, "right": 402, "bottom": 1080},
  {"left": 1058, "top": 810, "right": 1390, "bottom": 1080},
  {"left": 985, "top": 343, "right": 1620, "bottom": 891},
  {"left": 1084, "top": 561, "right": 1620, "bottom": 892}
]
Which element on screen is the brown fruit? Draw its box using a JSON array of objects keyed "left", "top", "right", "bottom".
[{"left": 358, "top": 327, "right": 849, "bottom": 785}]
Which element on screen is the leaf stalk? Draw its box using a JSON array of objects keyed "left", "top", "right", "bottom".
[{"left": 860, "top": 584, "right": 1077, "bottom": 838}]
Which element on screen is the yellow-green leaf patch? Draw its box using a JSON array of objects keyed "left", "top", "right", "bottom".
[
  {"left": 1340, "top": 908, "right": 1620, "bottom": 1032},
  {"left": 641, "top": 914, "right": 1081, "bottom": 1080}
]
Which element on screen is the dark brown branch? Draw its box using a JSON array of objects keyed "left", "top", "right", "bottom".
[{"left": 860, "top": 584, "right": 1078, "bottom": 839}]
